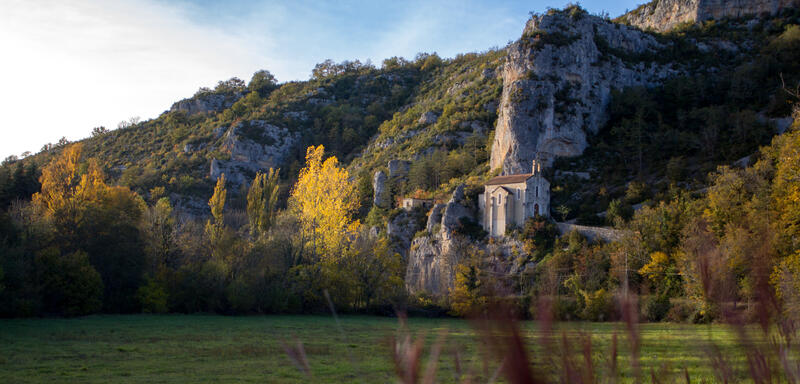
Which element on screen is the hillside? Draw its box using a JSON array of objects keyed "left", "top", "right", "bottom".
[
  {"left": 2, "top": 4, "right": 796, "bottom": 223},
  {"left": 2, "top": 1, "right": 800, "bottom": 321}
]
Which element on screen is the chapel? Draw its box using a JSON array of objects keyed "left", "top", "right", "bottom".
[{"left": 478, "top": 159, "right": 550, "bottom": 237}]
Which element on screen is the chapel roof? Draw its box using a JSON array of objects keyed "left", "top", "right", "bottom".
[
  {"left": 489, "top": 186, "right": 514, "bottom": 195},
  {"left": 485, "top": 173, "right": 533, "bottom": 185}
]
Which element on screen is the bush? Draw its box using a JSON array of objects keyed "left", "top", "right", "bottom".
[
  {"left": 644, "top": 294, "right": 672, "bottom": 322},
  {"left": 36, "top": 248, "right": 103, "bottom": 316},
  {"left": 552, "top": 296, "right": 581, "bottom": 321},
  {"left": 226, "top": 277, "right": 256, "bottom": 313},
  {"left": 137, "top": 278, "right": 168, "bottom": 314},
  {"left": 455, "top": 217, "right": 487, "bottom": 241},
  {"left": 665, "top": 299, "right": 695, "bottom": 322},
  {"left": 581, "top": 289, "right": 613, "bottom": 321}
]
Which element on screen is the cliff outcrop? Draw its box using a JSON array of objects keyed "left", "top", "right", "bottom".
[
  {"left": 209, "top": 120, "right": 298, "bottom": 185},
  {"left": 621, "top": 0, "right": 797, "bottom": 32},
  {"left": 170, "top": 92, "right": 244, "bottom": 116},
  {"left": 405, "top": 185, "right": 475, "bottom": 296},
  {"left": 491, "top": 10, "right": 674, "bottom": 174}
]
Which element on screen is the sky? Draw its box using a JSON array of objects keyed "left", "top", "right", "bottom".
[{"left": 0, "top": 0, "right": 643, "bottom": 160}]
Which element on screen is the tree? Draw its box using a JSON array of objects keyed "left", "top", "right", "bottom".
[
  {"left": 345, "top": 233, "right": 403, "bottom": 308},
  {"left": 33, "top": 143, "right": 83, "bottom": 215},
  {"left": 556, "top": 205, "right": 571, "bottom": 222},
  {"left": 639, "top": 251, "right": 682, "bottom": 297},
  {"left": 246, "top": 169, "right": 280, "bottom": 238},
  {"left": 91, "top": 126, "right": 108, "bottom": 137},
  {"left": 32, "top": 144, "right": 106, "bottom": 246},
  {"left": 80, "top": 186, "right": 147, "bottom": 313},
  {"left": 206, "top": 174, "right": 227, "bottom": 245},
  {"left": 771, "top": 129, "right": 800, "bottom": 255},
  {"left": 215, "top": 78, "right": 246, "bottom": 93},
  {"left": 35, "top": 248, "right": 103, "bottom": 316},
  {"left": 141, "top": 197, "right": 176, "bottom": 273},
  {"left": 289, "top": 145, "right": 359, "bottom": 260},
  {"left": 248, "top": 70, "right": 278, "bottom": 95}
]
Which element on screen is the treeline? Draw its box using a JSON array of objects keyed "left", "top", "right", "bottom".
[
  {"left": 447, "top": 122, "right": 800, "bottom": 323},
  {"left": 2, "top": 124, "right": 799, "bottom": 321},
  {"left": 0, "top": 144, "right": 403, "bottom": 316}
]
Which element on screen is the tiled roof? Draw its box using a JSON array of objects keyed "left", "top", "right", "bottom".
[
  {"left": 485, "top": 174, "right": 532, "bottom": 185},
  {"left": 488, "top": 186, "right": 513, "bottom": 194}
]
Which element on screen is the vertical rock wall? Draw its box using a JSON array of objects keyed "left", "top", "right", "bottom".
[
  {"left": 622, "top": 0, "right": 798, "bottom": 32},
  {"left": 490, "top": 11, "right": 672, "bottom": 174}
]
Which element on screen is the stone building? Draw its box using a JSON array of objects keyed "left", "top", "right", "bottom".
[
  {"left": 400, "top": 198, "right": 433, "bottom": 211},
  {"left": 479, "top": 160, "right": 550, "bottom": 237}
]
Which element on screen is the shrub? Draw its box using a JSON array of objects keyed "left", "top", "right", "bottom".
[
  {"left": 36, "top": 248, "right": 103, "bottom": 316},
  {"left": 455, "top": 217, "right": 487, "bottom": 241},
  {"left": 665, "top": 299, "right": 695, "bottom": 322},
  {"left": 137, "top": 278, "right": 168, "bottom": 314},
  {"left": 643, "top": 294, "right": 672, "bottom": 322},
  {"left": 552, "top": 296, "right": 581, "bottom": 321},
  {"left": 581, "top": 289, "right": 613, "bottom": 321}
]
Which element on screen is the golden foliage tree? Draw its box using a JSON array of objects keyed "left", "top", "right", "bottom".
[
  {"left": 289, "top": 145, "right": 359, "bottom": 260},
  {"left": 32, "top": 143, "right": 109, "bottom": 232},
  {"left": 247, "top": 168, "right": 280, "bottom": 238},
  {"left": 771, "top": 129, "right": 800, "bottom": 255},
  {"left": 206, "top": 174, "right": 227, "bottom": 245},
  {"left": 34, "top": 144, "right": 82, "bottom": 214}
]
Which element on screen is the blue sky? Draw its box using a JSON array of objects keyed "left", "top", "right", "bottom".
[{"left": 0, "top": 0, "right": 644, "bottom": 160}]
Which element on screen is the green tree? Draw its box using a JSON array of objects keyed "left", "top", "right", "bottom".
[
  {"left": 36, "top": 248, "right": 103, "bottom": 316},
  {"left": 141, "top": 197, "right": 176, "bottom": 273},
  {"left": 246, "top": 169, "right": 280, "bottom": 238},
  {"left": 248, "top": 70, "right": 278, "bottom": 95},
  {"left": 345, "top": 233, "right": 403, "bottom": 308}
]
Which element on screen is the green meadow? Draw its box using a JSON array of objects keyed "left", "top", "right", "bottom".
[{"left": 0, "top": 315, "right": 748, "bottom": 383}]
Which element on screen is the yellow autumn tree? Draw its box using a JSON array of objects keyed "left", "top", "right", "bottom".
[
  {"left": 33, "top": 143, "right": 108, "bottom": 227},
  {"left": 206, "top": 174, "right": 227, "bottom": 245},
  {"left": 772, "top": 129, "right": 800, "bottom": 256},
  {"left": 289, "top": 145, "right": 359, "bottom": 260}
]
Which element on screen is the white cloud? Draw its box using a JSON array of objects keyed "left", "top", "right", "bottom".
[{"left": 0, "top": 0, "right": 269, "bottom": 159}]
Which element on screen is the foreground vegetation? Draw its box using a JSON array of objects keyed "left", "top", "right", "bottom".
[{"left": 0, "top": 314, "right": 758, "bottom": 383}]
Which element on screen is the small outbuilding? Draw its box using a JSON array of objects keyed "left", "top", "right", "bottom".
[{"left": 400, "top": 198, "right": 434, "bottom": 211}]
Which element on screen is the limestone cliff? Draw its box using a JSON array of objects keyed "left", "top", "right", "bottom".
[
  {"left": 491, "top": 10, "right": 674, "bottom": 174},
  {"left": 170, "top": 92, "right": 244, "bottom": 116},
  {"left": 209, "top": 120, "right": 298, "bottom": 185},
  {"left": 405, "top": 185, "right": 474, "bottom": 296},
  {"left": 621, "top": 0, "right": 797, "bottom": 32}
]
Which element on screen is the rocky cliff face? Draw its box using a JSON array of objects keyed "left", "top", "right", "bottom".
[
  {"left": 622, "top": 0, "right": 797, "bottom": 32},
  {"left": 405, "top": 184, "right": 529, "bottom": 296},
  {"left": 170, "top": 92, "right": 244, "bottom": 115},
  {"left": 491, "top": 10, "right": 674, "bottom": 174},
  {"left": 405, "top": 185, "right": 475, "bottom": 296},
  {"left": 209, "top": 120, "right": 298, "bottom": 185}
]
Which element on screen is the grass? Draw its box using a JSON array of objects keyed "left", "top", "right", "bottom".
[{"left": 0, "top": 314, "right": 750, "bottom": 383}]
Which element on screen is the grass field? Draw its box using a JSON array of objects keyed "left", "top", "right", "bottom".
[{"left": 0, "top": 314, "right": 751, "bottom": 383}]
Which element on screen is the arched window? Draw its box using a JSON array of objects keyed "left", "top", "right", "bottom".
[{"left": 534, "top": 204, "right": 539, "bottom": 216}]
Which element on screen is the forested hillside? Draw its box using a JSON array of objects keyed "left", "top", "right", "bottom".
[{"left": 1, "top": 4, "right": 800, "bottom": 321}]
